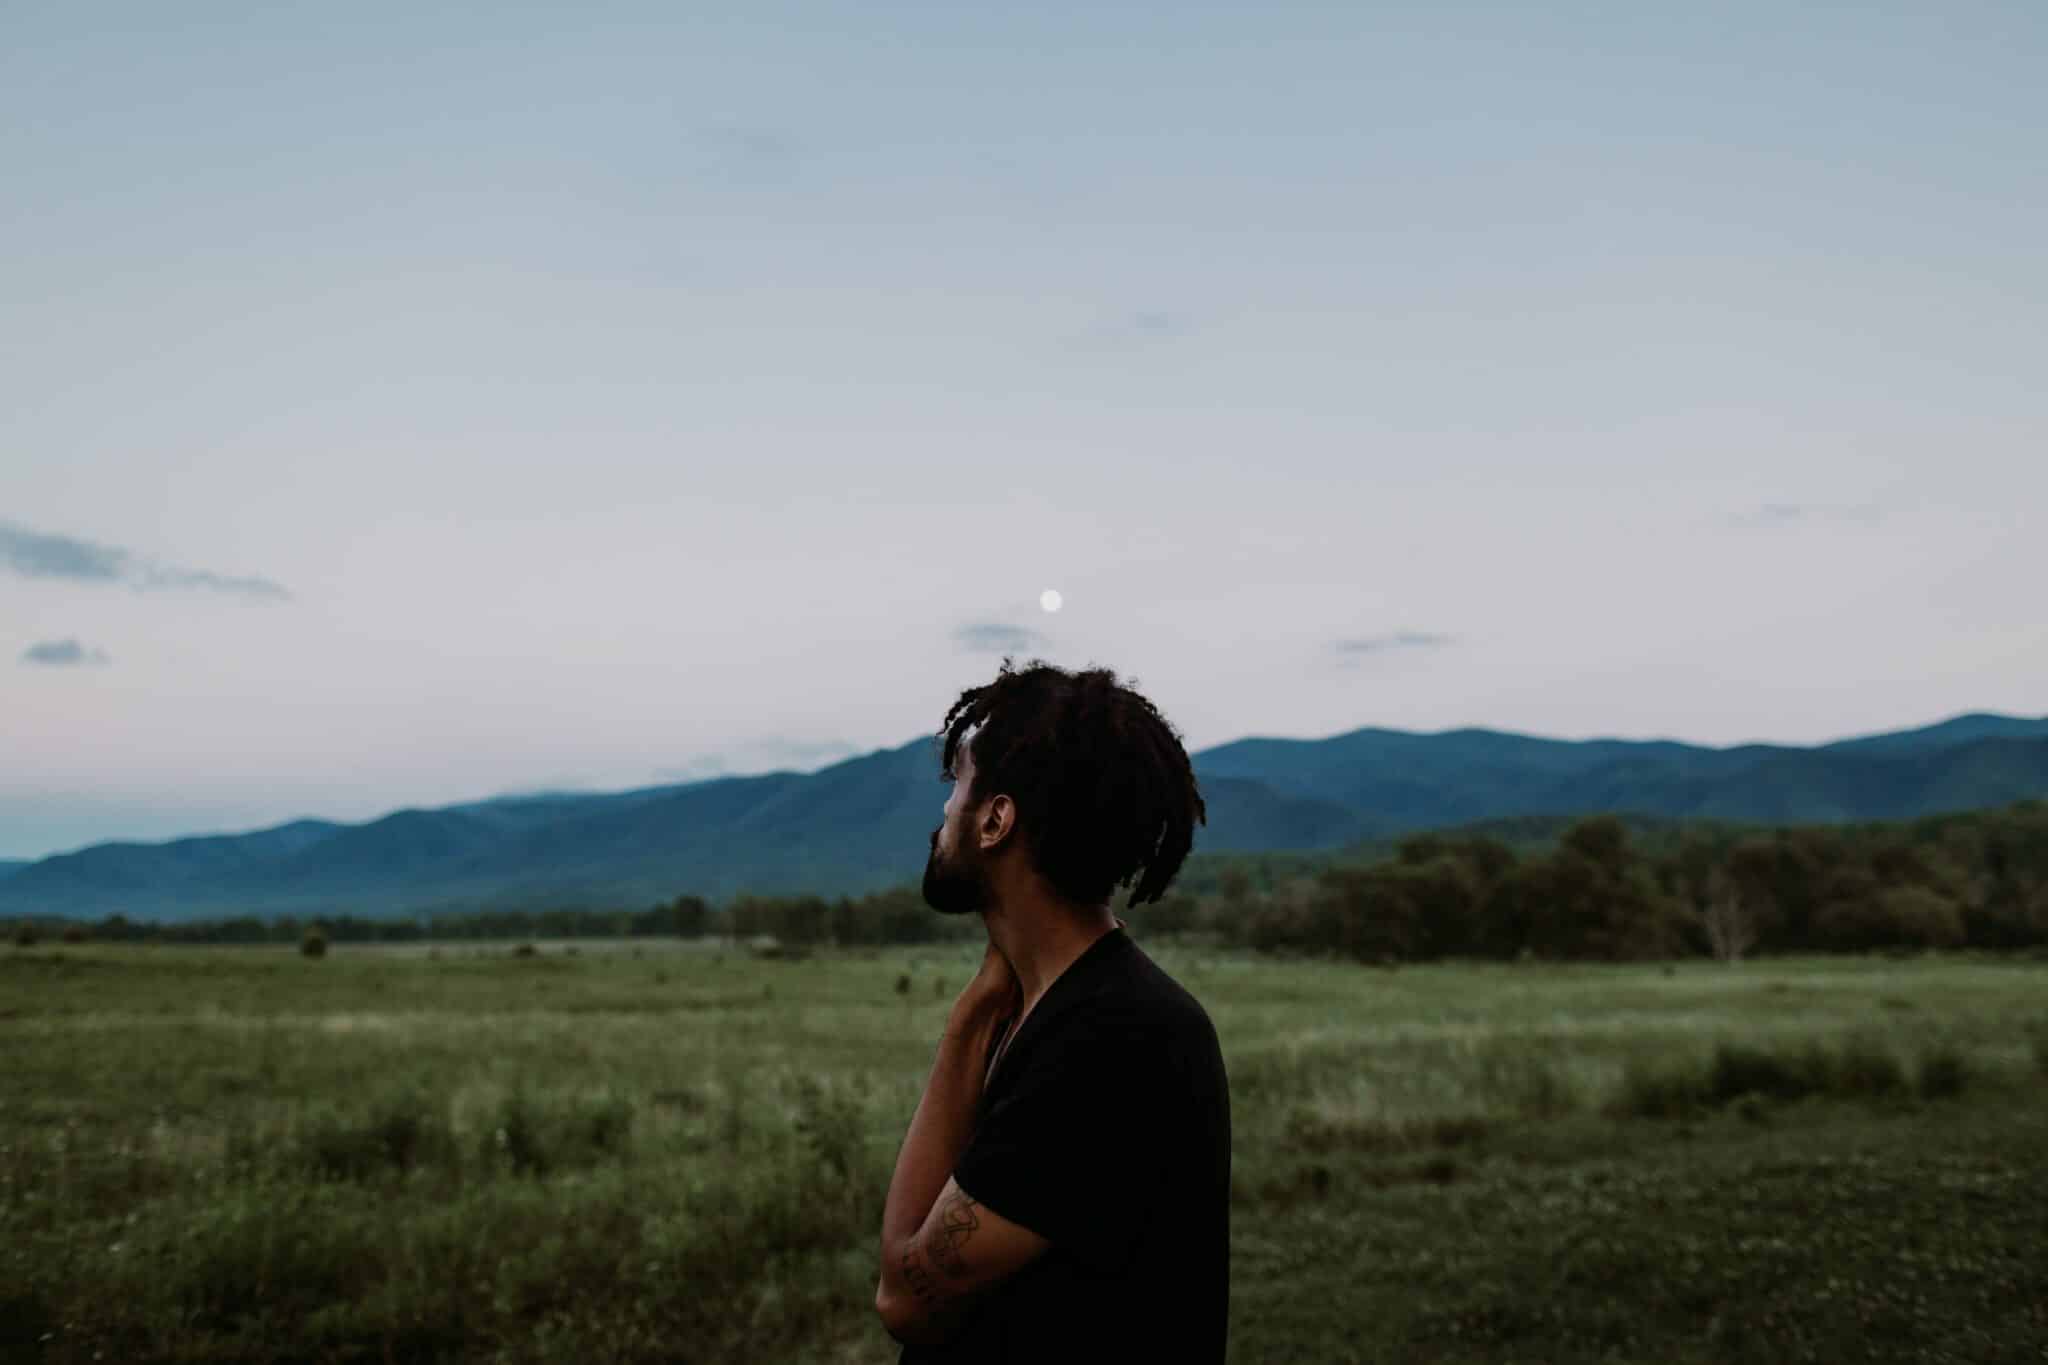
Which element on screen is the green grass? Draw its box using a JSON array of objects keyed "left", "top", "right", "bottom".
[{"left": 2, "top": 940, "right": 2045, "bottom": 1363}]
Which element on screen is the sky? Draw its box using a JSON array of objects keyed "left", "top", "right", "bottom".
[{"left": 4, "top": 1, "right": 2045, "bottom": 859}]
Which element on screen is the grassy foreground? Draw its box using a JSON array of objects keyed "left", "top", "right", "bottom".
[{"left": 2, "top": 939, "right": 2045, "bottom": 1364}]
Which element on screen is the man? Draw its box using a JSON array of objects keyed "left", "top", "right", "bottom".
[{"left": 874, "top": 658, "right": 1232, "bottom": 1362}]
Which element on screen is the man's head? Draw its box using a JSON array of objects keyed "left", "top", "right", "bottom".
[{"left": 921, "top": 657, "right": 1207, "bottom": 918}]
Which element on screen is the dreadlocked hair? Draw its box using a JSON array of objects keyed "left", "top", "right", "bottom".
[{"left": 933, "top": 656, "right": 1208, "bottom": 911}]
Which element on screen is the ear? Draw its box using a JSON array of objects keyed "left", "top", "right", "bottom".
[{"left": 976, "top": 793, "right": 1017, "bottom": 852}]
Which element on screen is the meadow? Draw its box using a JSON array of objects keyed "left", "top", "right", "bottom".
[{"left": 3, "top": 937, "right": 2045, "bottom": 1364}]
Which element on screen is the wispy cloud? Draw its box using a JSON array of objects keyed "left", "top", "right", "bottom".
[
  {"left": 953, "top": 621, "right": 1047, "bottom": 654},
  {"left": 1070, "top": 308, "right": 1195, "bottom": 350},
  {"left": 20, "top": 638, "right": 111, "bottom": 668},
  {"left": 655, "top": 737, "right": 862, "bottom": 785},
  {"left": 1331, "top": 630, "right": 1455, "bottom": 657},
  {"left": 1731, "top": 502, "right": 1882, "bottom": 528},
  {"left": 0, "top": 521, "right": 291, "bottom": 600},
  {"left": 694, "top": 122, "right": 801, "bottom": 186}
]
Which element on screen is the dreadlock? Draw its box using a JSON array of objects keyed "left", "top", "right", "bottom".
[{"left": 933, "top": 656, "right": 1208, "bottom": 911}]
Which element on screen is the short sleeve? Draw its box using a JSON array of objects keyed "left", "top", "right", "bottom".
[{"left": 952, "top": 1008, "right": 1170, "bottom": 1276}]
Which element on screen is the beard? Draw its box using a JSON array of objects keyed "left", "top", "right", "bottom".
[{"left": 921, "top": 824, "right": 990, "bottom": 917}]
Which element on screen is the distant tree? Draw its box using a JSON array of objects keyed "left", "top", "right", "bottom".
[
  {"left": 1699, "top": 869, "right": 1758, "bottom": 963},
  {"left": 538, "top": 908, "right": 586, "bottom": 939},
  {"left": 1962, "top": 883, "right": 2048, "bottom": 950},
  {"left": 783, "top": 895, "right": 832, "bottom": 945},
  {"left": 1662, "top": 829, "right": 1728, "bottom": 908},
  {"left": 1724, "top": 833, "right": 1830, "bottom": 947},
  {"left": 671, "top": 894, "right": 711, "bottom": 937},
  {"left": 1305, "top": 865, "right": 1421, "bottom": 962},
  {"left": 1561, "top": 815, "right": 1631, "bottom": 874},
  {"left": 1240, "top": 877, "right": 1325, "bottom": 956},
  {"left": 1133, "top": 890, "right": 1201, "bottom": 926},
  {"left": 1815, "top": 887, "right": 1965, "bottom": 952},
  {"left": 1455, "top": 835, "right": 1519, "bottom": 887},
  {"left": 1395, "top": 833, "right": 1452, "bottom": 867},
  {"left": 1382, "top": 857, "right": 1480, "bottom": 959},
  {"left": 1511, "top": 822, "right": 1687, "bottom": 962}
]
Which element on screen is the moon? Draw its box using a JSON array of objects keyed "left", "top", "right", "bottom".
[{"left": 1040, "top": 589, "right": 1063, "bottom": 613}]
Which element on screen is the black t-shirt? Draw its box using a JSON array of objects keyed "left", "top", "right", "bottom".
[{"left": 901, "top": 927, "right": 1231, "bottom": 1364}]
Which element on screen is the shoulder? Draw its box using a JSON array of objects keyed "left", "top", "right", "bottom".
[
  {"left": 1116, "top": 938, "right": 1221, "bottom": 1037},
  {"left": 1039, "top": 942, "right": 1221, "bottom": 1067}
]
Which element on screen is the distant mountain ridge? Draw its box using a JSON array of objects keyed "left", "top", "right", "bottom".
[{"left": 4, "top": 712, "right": 2046, "bottom": 923}]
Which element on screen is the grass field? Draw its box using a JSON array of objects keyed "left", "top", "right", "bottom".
[{"left": 3, "top": 937, "right": 2046, "bottom": 1364}]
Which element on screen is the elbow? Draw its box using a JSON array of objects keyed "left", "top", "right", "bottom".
[
  {"left": 874, "top": 1285, "right": 946, "bottom": 1347},
  {"left": 873, "top": 1253, "right": 916, "bottom": 1346},
  {"left": 874, "top": 1283, "right": 907, "bottom": 1343}
]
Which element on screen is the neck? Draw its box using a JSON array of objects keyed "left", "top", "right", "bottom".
[{"left": 982, "top": 897, "right": 1118, "bottom": 1007}]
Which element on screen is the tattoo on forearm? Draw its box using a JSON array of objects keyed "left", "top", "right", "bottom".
[
  {"left": 928, "top": 1189, "right": 981, "bottom": 1279},
  {"left": 894, "top": 1189, "right": 984, "bottom": 1328},
  {"left": 901, "top": 1246, "right": 945, "bottom": 1309}
]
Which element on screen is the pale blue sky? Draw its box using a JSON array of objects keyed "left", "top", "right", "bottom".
[{"left": 5, "top": 1, "right": 2045, "bottom": 857}]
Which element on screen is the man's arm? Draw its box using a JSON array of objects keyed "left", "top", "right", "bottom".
[
  {"left": 879, "top": 1175, "right": 1050, "bottom": 1345},
  {"left": 874, "top": 943, "right": 1050, "bottom": 1345}
]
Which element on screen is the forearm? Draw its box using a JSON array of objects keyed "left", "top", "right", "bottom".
[{"left": 880, "top": 1013, "right": 1004, "bottom": 1253}]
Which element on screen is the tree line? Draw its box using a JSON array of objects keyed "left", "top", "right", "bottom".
[
  {"left": 1186, "top": 800, "right": 2048, "bottom": 961},
  {"left": 5, "top": 886, "right": 979, "bottom": 950},
  {"left": 10, "top": 801, "right": 2047, "bottom": 961}
]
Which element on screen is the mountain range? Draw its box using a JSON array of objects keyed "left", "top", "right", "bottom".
[{"left": 4, "top": 712, "right": 2046, "bottom": 923}]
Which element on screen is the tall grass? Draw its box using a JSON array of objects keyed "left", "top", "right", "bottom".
[
  {"left": 1607, "top": 1032, "right": 1981, "bottom": 1119},
  {"left": 3, "top": 944, "right": 2042, "bottom": 1364}
]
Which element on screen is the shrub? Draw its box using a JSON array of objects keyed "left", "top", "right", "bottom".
[
  {"left": 1915, "top": 1045, "right": 1969, "bottom": 1100},
  {"left": 1473, "top": 1047, "right": 1580, "bottom": 1118},
  {"left": 11, "top": 925, "right": 37, "bottom": 948},
  {"left": 60, "top": 925, "right": 86, "bottom": 945},
  {"left": 1614, "top": 1035, "right": 1911, "bottom": 1119},
  {"left": 489, "top": 1089, "right": 549, "bottom": 1175},
  {"left": 302, "top": 1091, "right": 454, "bottom": 1180},
  {"left": 1284, "top": 1111, "right": 1492, "bottom": 1154},
  {"left": 578, "top": 1094, "right": 636, "bottom": 1158},
  {"left": 300, "top": 926, "right": 328, "bottom": 959},
  {"left": 1833, "top": 1037, "right": 1907, "bottom": 1099},
  {"left": 790, "top": 1073, "right": 868, "bottom": 1182},
  {"left": 1610, "top": 1059, "right": 1708, "bottom": 1119},
  {"left": 1813, "top": 888, "right": 1965, "bottom": 952},
  {"left": 717, "top": 1057, "right": 754, "bottom": 1151},
  {"left": 1706, "top": 1042, "right": 1833, "bottom": 1104},
  {"left": 482, "top": 1089, "right": 637, "bottom": 1176},
  {"left": 1704, "top": 1043, "right": 1788, "bottom": 1101},
  {"left": 1730, "top": 1092, "right": 1771, "bottom": 1125}
]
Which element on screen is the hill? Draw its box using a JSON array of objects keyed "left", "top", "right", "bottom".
[{"left": 3, "top": 712, "right": 2046, "bottom": 923}]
